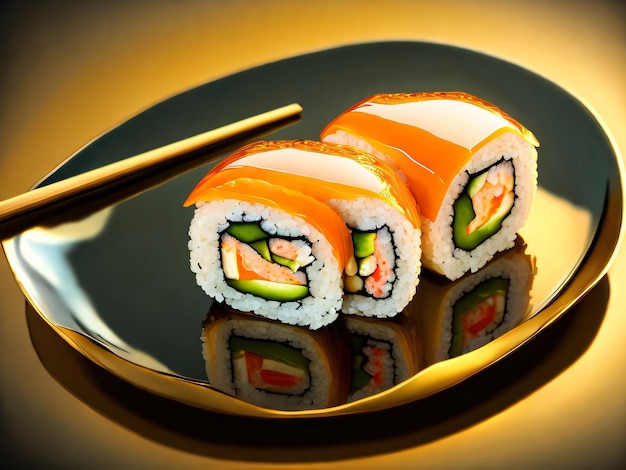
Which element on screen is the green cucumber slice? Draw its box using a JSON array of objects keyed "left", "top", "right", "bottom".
[
  {"left": 452, "top": 194, "right": 509, "bottom": 251},
  {"left": 226, "top": 222, "right": 268, "bottom": 243},
  {"left": 225, "top": 279, "right": 309, "bottom": 301},
  {"left": 229, "top": 336, "right": 309, "bottom": 371},
  {"left": 467, "top": 172, "right": 488, "bottom": 198},
  {"left": 271, "top": 253, "right": 300, "bottom": 272},
  {"left": 351, "top": 363, "right": 373, "bottom": 392},
  {"left": 250, "top": 240, "right": 272, "bottom": 261},
  {"left": 352, "top": 231, "right": 376, "bottom": 258},
  {"left": 453, "top": 277, "right": 509, "bottom": 314},
  {"left": 349, "top": 335, "right": 372, "bottom": 392}
]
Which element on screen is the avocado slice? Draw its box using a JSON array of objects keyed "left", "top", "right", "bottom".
[
  {"left": 229, "top": 336, "right": 310, "bottom": 371},
  {"left": 452, "top": 194, "right": 510, "bottom": 251},
  {"left": 352, "top": 231, "right": 376, "bottom": 258},
  {"left": 271, "top": 253, "right": 300, "bottom": 272},
  {"left": 250, "top": 240, "right": 272, "bottom": 261},
  {"left": 226, "top": 222, "right": 268, "bottom": 243},
  {"left": 349, "top": 335, "right": 373, "bottom": 392},
  {"left": 351, "top": 361, "right": 373, "bottom": 392},
  {"left": 225, "top": 279, "right": 309, "bottom": 301},
  {"left": 467, "top": 171, "right": 488, "bottom": 198},
  {"left": 448, "top": 277, "right": 509, "bottom": 357}
]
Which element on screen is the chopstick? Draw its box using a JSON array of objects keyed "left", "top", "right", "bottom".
[{"left": 0, "top": 103, "right": 302, "bottom": 230}]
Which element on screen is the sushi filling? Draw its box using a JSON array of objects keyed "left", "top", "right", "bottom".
[
  {"left": 220, "top": 221, "right": 315, "bottom": 302},
  {"left": 229, "top": 335, "right": 311, "bottom": 395},
  {"left": 344, "top": 227, "right": 396, "bottom": 299},
  {"left": 349, "top": 334, "right": 394, "bottom": 395},
  {"left": 453, "top": 160, "right": 515, "bottom": 251},
  {"left": 449, "top": 277, "right": 509, "bottom": 357}
]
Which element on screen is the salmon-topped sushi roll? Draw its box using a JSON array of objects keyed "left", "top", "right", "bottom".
[
  {"left": 192, "top": 139, "right": 422, "bottom": 318},
  {"left": 321, "top": 92, "right": 539, "bottom": 280},
  {"left": 185, "top": 177, "right": 352, "bottom": 329}
]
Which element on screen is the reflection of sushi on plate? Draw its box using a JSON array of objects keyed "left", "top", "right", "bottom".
[
  {"left": 344, "top": 314, "right": 421, "bottom": 402},
  {"left": 185, "top": 177, "right": 352, "bottom": 329},
  {"left": 201, "top": 304, "right": 349, "bottom": 411},
  {"left": 188, "top": 139, "right": 422, "bottom": 319},
  {"left": 410, "top": 240, "right": 535, "bottom": 365},
  {"left": 322, "top": 92, "right": 539, "bottom": 280}
]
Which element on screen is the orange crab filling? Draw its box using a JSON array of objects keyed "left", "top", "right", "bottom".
[
  {"left": 239, "top": 351, "right": 306, "bottom": 393},
  {"left": 462, "top": 292, "right": 506, "bottom": 347},
  {"left": 363, "top": 237, "right": 392, "bottom": 298},
  {"left": 466, "top": 173, "right": 515, "bottom": 234},
  {"left": 220, "top": 235, "right": 304, "bottom": 285}
]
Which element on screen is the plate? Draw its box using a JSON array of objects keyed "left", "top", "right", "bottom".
[{"left": 2, "top": 41, "right": 623, "bottom": 418}]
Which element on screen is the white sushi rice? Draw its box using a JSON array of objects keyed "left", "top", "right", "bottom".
[
  {"left": 435, "top": 250, "right": 534, "bottom": 362},
  {"left": 201, "top": 317, "right": 334, "bottom": 410},
  {"left": 327, "top": 197, "right": 422, "bottom": 318},
  {"left": 188, "top": 199, "right": 343, "bottom": 329},
  {"left": 324, "top": 130, "right": 538, "bottom": 281}
]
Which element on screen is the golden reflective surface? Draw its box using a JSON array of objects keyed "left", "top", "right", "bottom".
[
  {"left": 1, "top": 1, "right": 625, "bottom": 468},
  {"left": 22, "top": 275, "right": 611, "bottom": 462}
]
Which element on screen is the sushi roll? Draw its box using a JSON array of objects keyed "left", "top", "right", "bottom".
[
  {"left": 185, "top": 177, "right": 352, "bottom": 329},
  {"left": 192, "top": 139, "right": 422, "bottom": 318},
  {"left": 201, "top": 304, "right": 350, "bottom": 410},
  {"left": 321, "top": 92, "right": 539, "bottom": 280},
  {"left": 344, "top": 314, "right": 421, "bottom": 402},
  {"left": 410, "top": 240, "right": 535, "bottom": 365}
]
